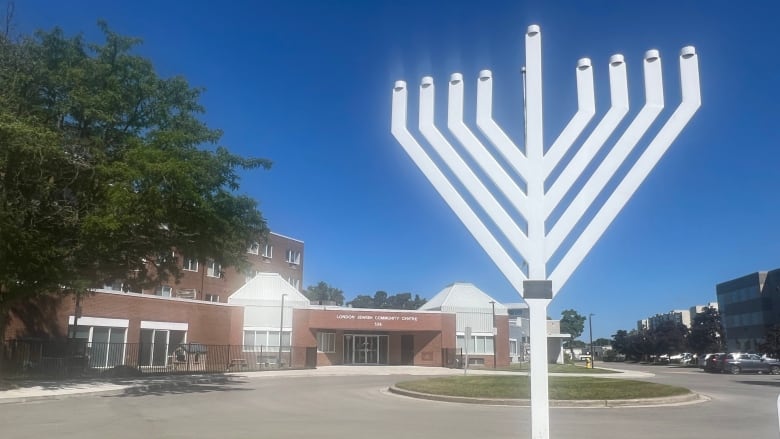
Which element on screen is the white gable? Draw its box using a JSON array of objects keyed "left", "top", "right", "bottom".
[
  {"left": 228, "top": 272, "right": 309, "bottom": 306},
  {"left": 420, "top": 282, "right": 508, "bottom": 314},
  {"left": 228, "top": 273, "right": 309, "bottom": 329}
]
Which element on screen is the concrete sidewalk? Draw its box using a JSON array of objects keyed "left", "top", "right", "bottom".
[{"left": 0, "top": 365, "right": 653, "bottom": 404}]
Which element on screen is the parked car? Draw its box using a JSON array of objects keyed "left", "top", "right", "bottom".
[
  {"left": 670, "top": 352, "right": 695, "bottom": 366},
  {"left": 702, "top": 353, "right": 725, "bottom": 372},
  {"left": 723, "top": 353, "right": 780, "bottom": 374}
]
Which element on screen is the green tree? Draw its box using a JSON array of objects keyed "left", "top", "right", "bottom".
[
  {"left": 648, "top": 321, "right": 689, "bottom": 357},
  {"left": 759, "top": 325, "right": 780, "bottom": 359},
  {"left": 593, "top": 338, "right": 611, "bottom": 347},
  {"left": 346, "top": 294, "right": 375, "bottom": 308},
  {"left": 688, "top": 307, "right": 724, "bottom": 354},
  {"left": 560, "top": 309, "right": 586, "bottom": 357},
  {"left": 0, "top": 24, "right": 270, "bottom": 342},
  {"left": 347, "top": 291, "right": 427, "bottom": 309},
  {"left": 305, "top": 281, "right": 345, "bottom": 305},
  {"left": 612, "top": 330, "right": 631, "bottom": 356}
]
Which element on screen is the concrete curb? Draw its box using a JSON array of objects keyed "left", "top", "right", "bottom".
[{"left": 387, "top": 386, "right": 706, "bottom": 408}]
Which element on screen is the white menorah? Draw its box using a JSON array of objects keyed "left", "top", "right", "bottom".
[{"left": 391, "top": 24, "right": 700, "bottom": 439}]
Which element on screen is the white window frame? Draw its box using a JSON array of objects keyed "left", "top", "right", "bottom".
[
  {"left": 243, "top": 329, "right": 292, "bottom": 352},
  {"left": 285, "top": 249, "right": 301, "bottom": 265},
  {"left": 206, "top": 260, "right": 222, "bottom": 278},
  {"left": 155, "top": 285, "right": 173, "bottom": 297},
  {"left": 456, "top": 333, "right": 494, "bottom": 354},
  {"left": 248, "top": 242, "right": 260, "bottom": 255},
  {"left": 183, "top": 257, "right": 198, "bottom": 272},
  {"left": 205, "top": 294, "right": 220, "bottom": 303},
  {"left": 509, "top": 339, "right": 518, "bottom": 356},
  {"left": 262, "top": 244, "right": 273, "bottom": 258},
  {"left": 317, "top": 332, "right": 336, "bottom": 353},
  {"left": 67, "top": 317, "right": 129, "bottom": 369}
]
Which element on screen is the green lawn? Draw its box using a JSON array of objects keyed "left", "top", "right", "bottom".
[{"left": 395, "top": 376, "right": 690, "bottom": 400}]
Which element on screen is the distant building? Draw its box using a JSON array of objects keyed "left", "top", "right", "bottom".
[
  {"left": 690, "top": 302, "right": 719, "bottom": 316},
  {"left": 419, "top": 283, "right": 510, "bottom": 368},
  {"left": 717, "top": 269, "right": 780, "bottom": 352},
  {"left": 639, "top": 301, "right": 717, "bottom": 333},
  {"left": 504, "top": 302, "right": 568, "bottom": 364},
  {"left": 648, "top": 310, "right": 692, "bottom": 331},
  {"left": 506, "top": 303, "right": 529, "bottom": 362}
]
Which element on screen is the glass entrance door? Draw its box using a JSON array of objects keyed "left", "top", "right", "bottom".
[
  {"left": 343, "top": 334, "right": 388, "bottom": 365},
  {"left": 356, "top": 336, "right": 377, "bottom": 364}
]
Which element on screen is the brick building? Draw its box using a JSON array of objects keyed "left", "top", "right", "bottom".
[{"left": 101, "top": 231, "right": 305, "bottom": 303}]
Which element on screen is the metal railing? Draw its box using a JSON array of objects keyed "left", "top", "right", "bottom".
[{"left": 1, "top": 339, "right": 307, "bottom": 379}]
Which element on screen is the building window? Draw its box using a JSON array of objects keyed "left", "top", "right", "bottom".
[
  {"left": 456, "top": 334, "right": 495, "bottom": 354},
  {"left": 248, "top": 242, "right": 260, "bottom": 255},
  {"left": 285, "top": 249, "right": 301, "bottom": 265},
  {"left": 510, "top": 339, "right": 518, "bottom": 356},
  {"left": 262, "top": 244, "right": 273, "bottom": 258},
  {"left": 183, "top": 258, "right": 198, "bottom": 272},
  {"left": 244, "top": 269, "right": 260, "bottom": 284},
  {"left": 139, "top": 328, "right": 187, "bottom": 367},
  {"left": 206, "top": 260, "right": 222, "bottom": 278},
  {"left": 67, "top": 325, "right": 127, "bottom": 368},
  {"left": 176, "top": 289, "right": 196, "bottom": 299},
  {"left": 156, "top": 250, "right": 175, "bottom": 265},
  {"left": 317, "top": 332, "right": 336, "bottom": 353},
  {"left": 287, "top": 276, "right": 300, "bottom": 290},
  {"left": 103, "top": 280, "right": 123, "bottom": 291},
  {"left": 155, "top": 285, "right": 173, "bottom": 297},
  {"left": 243, "top": 330, "right": 291, "bottom": 352},
  {"left": 205, "top": 294, "right": 220, "bottom": 303}
]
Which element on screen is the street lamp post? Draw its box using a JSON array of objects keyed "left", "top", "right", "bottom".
[
  {"left": 278, "top": 293, "right": 287, "bottom": 368},
  {"left": 489, "top": 300, "right": 496, "bottom": 369},
  {"left": 589, "top": 313, "right": 595, "bottom": 363}
]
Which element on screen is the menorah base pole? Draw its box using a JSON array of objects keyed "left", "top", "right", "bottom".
[{"left": 526, "top": 297, "right": 552, "bottom": 439}]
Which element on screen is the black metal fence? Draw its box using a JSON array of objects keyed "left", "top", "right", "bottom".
[
  {"left": 1, "top": 339, "right": 308, "bottom": 379},
  {"left": 442, "top": 347, "right": 463, "bottom": 368}
]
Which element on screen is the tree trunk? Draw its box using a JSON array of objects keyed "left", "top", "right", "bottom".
[{"left": 0, "top": 306, "right": 8, "bottom": 376}]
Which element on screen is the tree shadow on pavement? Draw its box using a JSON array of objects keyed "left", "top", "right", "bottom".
[
  {"left": 2, "top": 374, "right": 246, "bottom": 392},
  {"left": 111, "top": 381, "right": 253, "bottom": 397}
]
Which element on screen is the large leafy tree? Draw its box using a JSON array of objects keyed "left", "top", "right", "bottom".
[
  {"left": 0, "top": 24, "right": 270, "bottom": 338},
  {"left": 612, "top": 329, "right": 653, "bottom": 362},
  {"left": 611, "top": 330, "right": 631, "bottom": 357},
  {"left": 560, "top": 309, "right": 586, "bottom": 357},
  {"left": 759, "top": 325, "right": 780, "bottom": 359},
  {"left": 688, "top": 307, "right": 724, "bottom": 354},
  {"left": 648, "top": 321, "right": 689, "bottom": 356},
  {"left": 305, "top": 282, "right": 345, "bottom": 306},
  {"left": 346, "top": 291, "right": 427, "bottom": 310}
]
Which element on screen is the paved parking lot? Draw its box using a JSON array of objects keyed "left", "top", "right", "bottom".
[{"left": 1, "top": 363, "right": 778, "bottom": 439}]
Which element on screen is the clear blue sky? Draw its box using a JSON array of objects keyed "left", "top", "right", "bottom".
[{"left": 16, "top": 1, "right": 780, "bottom": 339}]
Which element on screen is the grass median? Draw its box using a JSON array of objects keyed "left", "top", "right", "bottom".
[
  {"left": 502, "top": 363, "right": 617, "bottom": 374},
  {"left": 395, "top": 376, "right": 690, "bottom": 400}
]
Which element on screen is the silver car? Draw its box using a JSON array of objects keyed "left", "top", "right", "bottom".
[{"left": 723, "top": 353, "right": 780, "bottom": 374}]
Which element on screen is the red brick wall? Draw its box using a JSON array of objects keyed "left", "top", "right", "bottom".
[
  {"left": 142, "top": 232, "right": 305, "bottom": 302},
  {"left": 291, "top": 308, "right": 458, "bottom": 367},
  {"left": 5, "top": 291, "right": 244, "bottom": 345}
]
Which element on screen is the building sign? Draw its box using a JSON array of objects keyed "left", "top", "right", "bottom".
[
  {"left": 335, "top": 313, "right": 419, "bottom": 327},
  {"left": 299, "top": 308, "right": 451, "bottom": 331}
]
